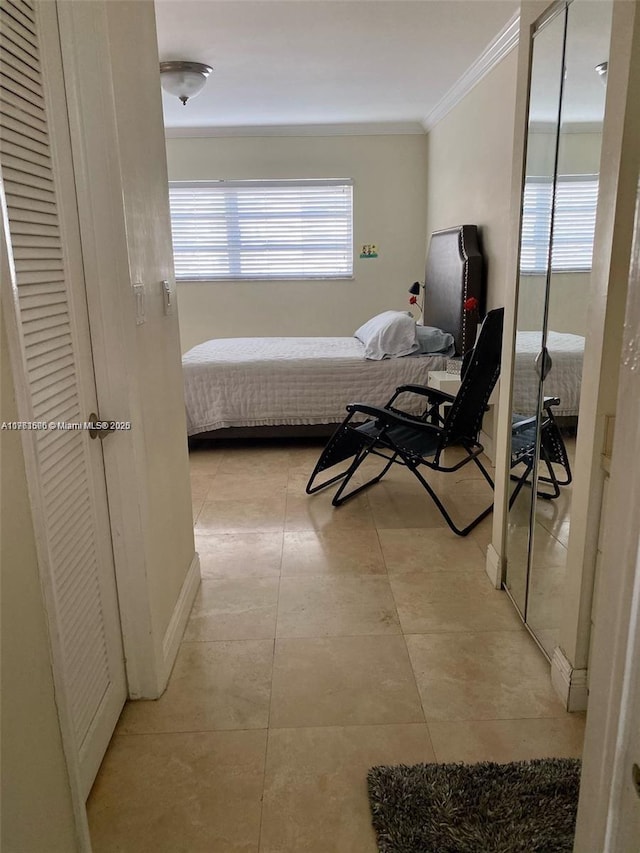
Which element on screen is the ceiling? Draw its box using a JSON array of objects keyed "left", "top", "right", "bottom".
[{"left": 154, "top": 0, "right": 518, "bottom": 132}]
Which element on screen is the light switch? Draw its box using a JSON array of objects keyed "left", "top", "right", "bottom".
[{"left": 132, "top": 282, "right": 145, "bottom": 325}]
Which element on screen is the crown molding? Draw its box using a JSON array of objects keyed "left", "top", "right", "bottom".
[
  {"left": 422, "top": 11, "right": 520, "bottom": 133},
  {"left": 164, "top": 121, "right": 426, "bottom": 139}
]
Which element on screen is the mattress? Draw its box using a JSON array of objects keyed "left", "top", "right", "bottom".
[
  {"left": 514, "top": 330, "right": 585, "bottom": 417},
  {"left": 183, "top": 336, "right": 448, "bottom": 436}
]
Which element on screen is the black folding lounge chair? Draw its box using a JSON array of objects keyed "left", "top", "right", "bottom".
[
  {"left": 306, "top": 307, "right": 505, "bottom": 536},
  {"left": 510, "top": 397, "right": 573, "bottom": 503}
]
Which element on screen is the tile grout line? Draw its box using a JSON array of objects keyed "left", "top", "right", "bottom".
[
  {"left": 375, "top": 501, "right": 431, "bottom": 733},
  {"left": 257, "top": 641, "right": 275, "bottom": 853},
  {"left": 257, "top": 494, "right": 287, "bottom": 853},
  {"left": 113, "top": 707, "right": 580, "bottom": 739},
  {"left": 397, "top": 620, "right": 429, "bottom": 731},
  {"left": 258, "top": 445, "right": 321, "bottom": 852},
  {"left": 177, "top": 622, "right": 527, "bottom": 647}
]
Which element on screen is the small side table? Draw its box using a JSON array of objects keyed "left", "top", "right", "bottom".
[
  {"left": 426, "top": 371, "right": 461, "bottom": 429},
  {"left": 427, "top": 370, "right": 499, "bottom": 461},
  {"left": 426, "top": 370, "right": 463, "bottom": 398}
]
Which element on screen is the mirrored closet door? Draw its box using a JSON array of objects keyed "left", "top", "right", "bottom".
[{"left": 505, "top": 0, "right": 612, "bottom": 658}]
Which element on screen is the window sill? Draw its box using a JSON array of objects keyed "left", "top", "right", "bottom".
[
  {"left": 175, "top": 276, "right": 356, "bottom": 283},
  {"left": 520, "top": 269, "right": 593, "bottom": 276}
]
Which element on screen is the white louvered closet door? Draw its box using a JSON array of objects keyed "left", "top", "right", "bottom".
[{"left": 0, "top": 0, "right": 126, "bottom": 797}]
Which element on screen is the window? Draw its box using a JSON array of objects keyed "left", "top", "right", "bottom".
[
  {"left": 520, "top": 174, "right": 599, "bottom": 274},
  {"left": 169, "top": 179, "right": 354, "bottom": 280}
]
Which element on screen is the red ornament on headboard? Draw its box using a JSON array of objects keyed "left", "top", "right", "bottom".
[{"left": 463, "top": 296, "right": 479, "bottom": 312}]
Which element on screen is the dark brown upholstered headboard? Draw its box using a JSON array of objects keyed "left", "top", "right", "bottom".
[{"left": 422, "top": 225, "right": 485, "bottom": 356}]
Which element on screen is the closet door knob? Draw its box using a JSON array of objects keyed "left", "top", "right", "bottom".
[
  {"left": 88, "top": 413, "right": 117, "bottom": 440},
  {"left": 535, "top": 347, "right": 553, "bottom": 381}
]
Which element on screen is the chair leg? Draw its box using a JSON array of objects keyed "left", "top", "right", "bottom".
[
  {"left": 332, "top": 451, "right": 398, "bottom": 506},
  {"left": 537, "top": 456, "right": 572, "bottom": 489},
  {"left": 508, "top": 458, "right": 535, "bottom": 509},
  {"left": 535, "top": 449, "right": 561, "bottom": 500},
  {"left": 539, "top": 417, "right": 573, "bottom": 487},
  {"left": 405, "top": 460, "right": 495, "bottom": 537},
  {"left": 306, "top": 465, "right": 352, "bottom": 496},
  {"left": 306, "top": 418, "right": 368, "bottom": 495},
  {"left": 470, "top": 453, "right": 495, "bottom": 488},
  {"left": 509, "top": 451, "right": 563, "bottom": 502}
]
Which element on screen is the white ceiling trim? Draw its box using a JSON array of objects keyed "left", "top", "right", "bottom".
[
  {"left": 422, "top": 11, "right": 520, "bottom": 133},
  {"left": 164, "top": 121, "right": 426, "bottom": 138}
]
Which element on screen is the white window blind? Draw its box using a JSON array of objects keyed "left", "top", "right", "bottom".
[
  {"left": 169, "top": 179, "right": 354, "bottom": 280},
  {"left": 520, "top": 174, "right": 599, "bottom": 274}
]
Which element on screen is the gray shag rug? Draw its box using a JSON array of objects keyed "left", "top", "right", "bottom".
[{"left": 367, "top": 757, "right": 581, "bottom": 853}]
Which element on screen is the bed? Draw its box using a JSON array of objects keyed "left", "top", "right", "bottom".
[
  {"left": 184, "top": 337, "right": 450, "bottom": 436},
  {"left": 184, "top": 224, "right": 485, "bottom": 440},
  {"left": 513, "top": 330, "right": 585, "bottom": 418}
]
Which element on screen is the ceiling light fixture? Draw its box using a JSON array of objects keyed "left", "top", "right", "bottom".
[
  {"left": 595, "top": 61, "right": 608, "bottom": 84},
  {"left": 159, "top": 60, "right": 213, "bottom": 106}
]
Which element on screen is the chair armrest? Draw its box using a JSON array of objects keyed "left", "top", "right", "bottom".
[
  {"left": 393, "top": 384, "right": 457, "bottom": 404},
  {"left": 511, "top": 414, "right": 538, "bottom": 434},
  {"left": 346, "top": 403, "right": 442, "bottom": 435},
  {"left": 346, "top": 403, "right": 391, "bottom": 419}
]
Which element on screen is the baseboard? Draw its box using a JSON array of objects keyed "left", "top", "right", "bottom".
[
  {"left": 551, "top": 647, "right": 588, "bottom": 711},
  {"left": 160, "top": 552, "right": 201, "bottom": 689},
  {"left": 485, "top": 543, "right": 504, "bottom": 589}
]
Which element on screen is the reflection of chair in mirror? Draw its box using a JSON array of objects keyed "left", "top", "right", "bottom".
[
  {"left": 510, "top": 397, "right": 573, "bottom": 505},
  {"left": 306, "top": 308, "right": 504, "bottom": 537}
]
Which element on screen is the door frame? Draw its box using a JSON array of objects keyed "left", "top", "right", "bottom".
[
  {"left": 54, "top": 0, "right": 173, "bottom": 700},
  {"left": 12, "top": 0, "right": 196, "bottom": 706}
]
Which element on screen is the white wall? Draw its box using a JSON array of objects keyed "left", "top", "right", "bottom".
[
  {"left": 425, "top": 59, "right": 601, "bottom": 335},
  {"left": 517, "top": 274, "right": 590, "bottom": 335},
  {"left": 165, "top": 134, "right": 429, "bottom": 352},
  {"left": 105, "top": 1, "right": 196, "bottom": 651},
  {"left": 527, "top": 128, "right": 602, "bottom": 174},
  {"left": 1, "top": 304, "right": 79, "bottom": 852},
  {"left": 425, "top": 50, "right": 518, "bottom": 310}
]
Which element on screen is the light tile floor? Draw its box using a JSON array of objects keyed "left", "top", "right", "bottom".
[{"left": 88, "top": 440, "right": 585, "bottom": 853}]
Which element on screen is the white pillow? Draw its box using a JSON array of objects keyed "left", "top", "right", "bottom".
[{"left": 354, "top": 311, "right": 419, "bottom": 360}]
